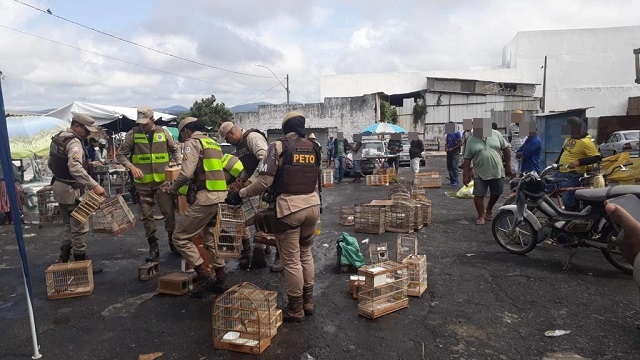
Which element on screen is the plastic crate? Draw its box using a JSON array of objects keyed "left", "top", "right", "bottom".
[{"left": 45, "top": 260, "right": 94, "bottom": 299}]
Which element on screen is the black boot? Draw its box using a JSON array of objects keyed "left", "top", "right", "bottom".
[
  {"left": 212, "top": 267, "right": 228, "bottom": 293},
  {"left": 73, "top": 252, "right": 103, "bottom": 274},
  {"left": 57, "top": 245, "right": 72, "bottom": 263},
  {"left": 191, "top": 264, "right": 217, "bottom": 298},
  {"left": 146, "top": 236, "right": 159, "bottom": 262},
  {"left": 167, "top": 232, "right": 179, "bottom": 255},
  {"left": 283, "top": 295, "right": 305, "bottom": 323},
  {"left": 251, "top": 245, "right": 268, "bottom": 268},
  {"left": 239, "top": 236, "right": 251, "bottom": 269}
]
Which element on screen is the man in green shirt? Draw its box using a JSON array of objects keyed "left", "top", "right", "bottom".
[{"left": 462, "top": 123, "right": 512, "bottom": 225}]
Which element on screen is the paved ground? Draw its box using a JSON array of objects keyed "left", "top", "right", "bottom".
[{"left": 1, "top": 155, "right": 640, "bottom": 360}]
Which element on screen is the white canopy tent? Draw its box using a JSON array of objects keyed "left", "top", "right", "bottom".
[{"left": 44, "top": 101, "right": 177, "bottom": 132}]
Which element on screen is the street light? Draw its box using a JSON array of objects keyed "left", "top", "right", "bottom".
[{"left": 255, "top": 64, "right": 289, "bottom": 105}]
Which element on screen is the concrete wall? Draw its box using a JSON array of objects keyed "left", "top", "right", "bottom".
[{"left": 233, "top": 94, "right": 378, "bottom": 142}]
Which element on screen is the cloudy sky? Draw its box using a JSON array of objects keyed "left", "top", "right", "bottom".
[{"left": 1, "top": 0, "right": 640, "bottom": 111}]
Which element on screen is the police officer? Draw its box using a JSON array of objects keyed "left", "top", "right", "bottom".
[
  {"left": 218, "top": 121, "right": 273, "bottom": 270},
  {"left": 226, "top": 111, "right": 321, "bottom": 322},
  {"left": 117, "top": 106, "right": 181, "bottom": 261},
  {"left": 164, "top": 117, "right": 233, "bottom": 296},
  {"left": 49, "top": 113, "right": 107, "bottom": 265}
]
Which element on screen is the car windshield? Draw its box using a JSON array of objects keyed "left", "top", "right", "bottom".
[{"left": 623, "top": 132, "right": 639, "bottom": 140}]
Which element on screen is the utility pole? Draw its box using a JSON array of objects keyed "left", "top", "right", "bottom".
[
  {"left": 286, "top": 74, "right": 290, "bottom": 105},
  {"left": 541, "top": 55, "right": 547, "bottom": 113},
  {"left": 256, "top": 64, "right": 289, "bottom": 105}
]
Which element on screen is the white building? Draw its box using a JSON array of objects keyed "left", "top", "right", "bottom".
[{"left": 321, "top": 25, "right": 640, "bottom": 118}]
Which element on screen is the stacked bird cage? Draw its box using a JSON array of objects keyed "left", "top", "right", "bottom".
[
  {"left": 390, "top": 192, "right": 410, "bottom": 202},
  {"left": 410, "top": 187, "right": 428, "bottom": 202},
  {"left": 339, "top": 205, "right": 355, "bottom": 226},
  {"left": 212, "top": 282, "right": 280, "bottom": 355},
  {"left": 396, "top": 234, "right": 418, "bottom": 262},
  {"left": 354, "top": 204, "right": 386, "bottom": 234},
  {"left": 402, "top": 255, "right": 428, "bottom": 297},
  {"left": 417, "top": 199, "right": 432, "bottom": 226},
  {"left": 388, "top": 181, "right": 408, "bottom": 199},
  {"left": 45, "top": 260, "right": 94, "bottom": 299},
  {"left": 215, "top": 204, "right": 246, "bottom": 259},
  {"left": 368, "top": 242, "right": 389, "bottom": 264},
  {"left": 413, "top": 171, "right": 442, "bottom": 188},
  {"left": 385, "top": 199, "right": 416, "bottom": 233},
  {"left": 37, "top": 186, "right": 64, "bottom": 228},
  {"left": 357, "top": 261, "right": 409, "bottom": 319},
  {"left": 366, "top": 174, "right": 390, "bottom": 186},
  {"left": 322, "top": 169, "right": 334, "bottom": 188}
]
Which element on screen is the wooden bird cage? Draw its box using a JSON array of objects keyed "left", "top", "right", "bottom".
[
  {"left": 36, "top": 186, "right": 64, "bottom": 228},
  {"left": 413, "top": 172, "right": 442, "bottom": 188},
  {"left": 385, "top": 200, "right": 416, "bottom": 233},
  {"left": 410, "top": 187, "right": 427, "bottom": 202},
  {"left": 402, "top": 255, "right": 428, "bottom": 297},
  {"left": 396, "top": 234, "right": 418, "bottom": 262},
  {"left": 212, "top": 282, "right": 281, "bottom": 355},
  {"left": 418, "top": 200, "right": 432, "bottom": 226},
  {"left": 90, "top": 195, "right": 136, "bottom": 235},
  {"left": 412, "top": 202, "right": 423, "bottom": 231},
  {"left": 215, "top": 204, "right": 246, "bottom": 259},
  {"left": 322, "top": 169, "right": 334, "bottom": 188},
  {"left": 390, "top": 192, "right": 410, "bottom": 201},
  {"left": 354, "top": 204, "right": 386, "bottom": 234},
  {"left": 45, "top": 260, "right": 94, "bottom": 299},
  {"left": 241, "top": 196, "right": 262, "bottom": 226},
  {"left": 71, "top": 191, "right": 105, "bottom": 224},
  {"left": 366, "top": 174, "right": 390, "bottom": 186},
  {"left": 368, "top": 242, "right": 389, "bottom": 264},
  {"left": 357, "top": 261, "right": 409, "bottom": 319},
  {"left": 377, "top": 167, "right": 397, "bottom": 178},
  {"left": 340, "top": 205, "right": 355, "bottom": 226}
]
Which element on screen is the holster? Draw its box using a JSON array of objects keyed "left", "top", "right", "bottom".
[
  {"left": 186, "top": 182, "right": 198, "bottom": 205},
  {"left": 254, "top": 209, "right": 277, "bottom": 234}
]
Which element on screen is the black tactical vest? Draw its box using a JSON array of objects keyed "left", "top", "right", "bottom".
[
  {"left": 273, "top": 136, "right": 319, "bottom": 195},
  {"left": 48, "top": 131, "right": 89, "bottom": 184},
  {"left": 235, "top": 129, "right": 268, "bottom": 176}
]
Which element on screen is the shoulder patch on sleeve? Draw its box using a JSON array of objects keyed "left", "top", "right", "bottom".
[{"left": 184, "top": 146, "right": 191, "bottom": 153}]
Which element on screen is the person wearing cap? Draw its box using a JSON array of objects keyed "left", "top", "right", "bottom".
[
  {"left": 116, "top": 106, "right": 181, "bottom": 261},
  {"left": 225, "top": 111, "right": 321, "bottom": 322},
  {"left": 162, "top": 117, "right": 232, "bottom": 296},
  {"left": 48, "top": 113, "right": 107, "bottom": 266},
  {"left": 218, "top": 121, "right": 272, "bottom": 270},
  {"left": 97, "top": 138, "right": 108, "bottom": 162}
]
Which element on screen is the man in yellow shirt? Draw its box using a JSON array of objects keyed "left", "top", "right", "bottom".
[{"left": 555, "top": 117, "right": 601, "bottom": 211}]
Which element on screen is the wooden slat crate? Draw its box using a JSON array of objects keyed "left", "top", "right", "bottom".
[
  {"left": 45, "top": 260, "right": 94, "bottom": 299},
  {"left": 413, "top": 172, "right": 442, "bottom": 188},
  {"left": 403, "top": 255, "right": 428, "bottom": 297},
  {"left": 138, "top": 262, "right": 159, "bottom": 281},
  {"left": 357, "top": 261, "right": 409, "bottom": 319},
  {"left": 366, "top": 174, "right": 390, "bottom": 186},
  {"left": 418, "top": 200, "right": 432, "bottom": 226},
  {"left": 354, "top": 204, "right": 386, "bottom": 234},
  {"left": 215, "top": 204, "right": 246, "bottom": 259},
  {"left": 340, "top": 205, "right": 355, "bottom": 226},
  {"left": 157, "top": 272, "right": 196, "bottom": 295},
  {"left": 377, "top": 167, "right": 397, "bottom": 178},
  {"left": 396, "top": 234, "right": 418, "bottom": 262},
  {"left": 71, "top": 191, "right": 106, "bottom": 224},
  {"left": 37, "top": 186, "right": 64, "bottom": 228},
  {"left": 385, "top": 200, "right": 416, "bottom": 233},
  {"left": 90, "top": 195, "right": 136, "bottom": 235}
]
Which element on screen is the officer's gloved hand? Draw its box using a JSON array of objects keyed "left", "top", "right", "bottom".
[{"left": 225, "top": 191, "right": 242, "bottom": 206}]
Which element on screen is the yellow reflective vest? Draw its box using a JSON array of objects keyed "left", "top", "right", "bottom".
[
  {"left": 177, "top": 136, "right": 231, "bottom": 194},
  {"left": 131, "top": 127, "right": 170, "bottom": 184}
]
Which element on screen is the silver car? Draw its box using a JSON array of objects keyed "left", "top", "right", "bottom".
[{"left": 598, "top": 130, "right": 640, "bottom": 157}]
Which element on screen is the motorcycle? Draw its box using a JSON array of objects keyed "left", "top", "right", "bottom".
[{"left": 491, "top": 164, "right": 640, "bottom": 274}]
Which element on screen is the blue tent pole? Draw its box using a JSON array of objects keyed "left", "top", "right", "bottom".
[{"left": 0, "top": 80, "right": 42, "bottom": 359}]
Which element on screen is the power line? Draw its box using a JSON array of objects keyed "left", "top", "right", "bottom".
[
  {"left": 12, "top": 0, "right": 273, "bottom": 79},
  {"left": 238, "top": 83, "right": 282, "bottom": 105},
  {"left": 0, "top": 24, "right": 267, "bottom": 91}
]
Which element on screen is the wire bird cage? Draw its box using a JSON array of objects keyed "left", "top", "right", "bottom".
[
  {"left": 357, "top": 261, "right": 409, "bottom": 319},
  {"left": 403, "top": 255, "right": 428, "bottom": 297},
  {"left": 215, "top": 204, "right": 246, "bottom": 259},
  {"left": 322, "top": 169, "right": 334, "bottom": 188},
  {"left": 340, "top": 205, "right": 355, "bottom": 226},
  {"left": 212, "top": 282, "right": 281, "bottom": 355},
  {"left": 45, "top": 260, "right": 94, "bottom": 299},
  {"left": 385, "top": 200, "right": 417, "bottom": 233},
  {"left": 354, "top": 204, "right": 386, "bottom": 234},
  {"left": 369, "top": 242, "right": 389, "bottom": 264},
  {"left": 90, "top": 195, "right": 136, "bottom": 235},
  {"left": 37, "top": 186, "right": 64, "bottom": 228},
  {"left": 241, "top": 196, "right": 262, "bottom": 226},
  {"left": 396, "top": 234, "right": 418, "bottom": 262}
]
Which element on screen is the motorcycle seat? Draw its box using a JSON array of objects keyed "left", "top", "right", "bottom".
[
  {"left": 575, "top": 185, "right": 640, "bottom": 202},
  {"left": 544, "top": 177, "right": 565, "bottom": 184}
]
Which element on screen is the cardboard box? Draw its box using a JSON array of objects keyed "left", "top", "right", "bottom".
[{"left": 164, "top": 166, "right": 181, "bottom": 182}]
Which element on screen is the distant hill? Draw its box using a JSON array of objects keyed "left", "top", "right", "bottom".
[
  {"left": 230, "top": 102, "right": 272, "bottom": 113},
  {"left": 157, "top": 105, "right": 189, "bottom": 115}
]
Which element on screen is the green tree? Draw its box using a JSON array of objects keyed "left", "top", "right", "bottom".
[
  {"left": 184, "top": 95, "right": 233, "bottom": 131},
  {"left": 380, "top": 101, "right": 398, "bottom": 124}
]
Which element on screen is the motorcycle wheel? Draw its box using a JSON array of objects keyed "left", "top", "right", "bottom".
[
  {"left": 600, "top": 226, "right": 633, "bottom": 275},
  {"left": 492, "top": 210, "right": 538, "bottom": 255}
]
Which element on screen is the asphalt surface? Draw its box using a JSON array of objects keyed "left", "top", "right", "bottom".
[{"left": 1, "top": 155, "right": 640, "bottom": 360}]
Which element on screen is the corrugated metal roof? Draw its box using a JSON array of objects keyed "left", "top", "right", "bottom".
[
  {"left": 533, "top": 107, "right": 594, "bottom": 117},
  {"left": 426, "top": 76, "right": 540, "bottom": 85}
]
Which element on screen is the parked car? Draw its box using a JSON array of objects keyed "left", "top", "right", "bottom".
[
  {"left": 598, "top": 130, "right": 640, "bottom": 157},
  {"left": 219, "top": 142, "right": 235, "bottom": 155},
  {"left": 343, "top": 140, "right": 382, "bottom": 177},
  {"left": 398, "top": 139, "right": 425, "bottom": 167}
]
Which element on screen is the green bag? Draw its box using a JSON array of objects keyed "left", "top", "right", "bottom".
[{"left": 336, "top": 232, "right": 365, "bottom": 269}]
